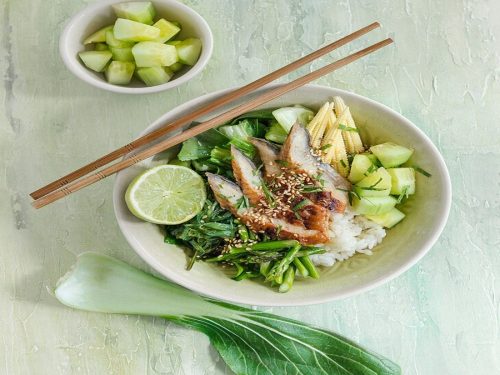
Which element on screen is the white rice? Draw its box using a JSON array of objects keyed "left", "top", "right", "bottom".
[{"left": 310, "top": 209, "right": 386, "bottom": 267}]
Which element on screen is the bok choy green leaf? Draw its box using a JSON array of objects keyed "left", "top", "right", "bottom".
[{"left": 55, "top": 252, "right": 401, "bottom": 375}]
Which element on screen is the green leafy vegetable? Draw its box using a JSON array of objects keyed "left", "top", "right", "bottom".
[
  {"left": 55, "top": 253, "right": 401, "bottom": 375},
  {"left": 338, "top": 124, "right": 359, "bottom": 132},
  {"left": 265, "top": 120, "right": 288, "bottom": 144}
]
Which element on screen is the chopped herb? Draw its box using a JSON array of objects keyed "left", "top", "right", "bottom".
[
  {"left": 252, "top": 163, "right": 264, "bottom": 176},
  {"left": 364, "top": 164, "right": 377, "bottom": 176},
  {"left": 340, "top": 159, "right": 348, "bottom": 168},
  {"left": 301, "top": 185, "right": 323, "bottom": 193},
  {"left": 293, "top": 199, "right": 310, "bottom": 212},
  {"left": 261, "top": 181, "right": 275, "bottom": 205},
  {"left": 294, "top": 211, "right": 302, "bottom": 220},
  {"left": 338, "top": 124, "right": 359, "bottom": 132},
  {"left": 276, "top": 225, "right": 282, "bottom": 236},
  {"left": 320, "top": 144, "right": 332, "bottom": 151},
  {"left": 396, "top": 185, "right": 410, "bottom": 204},
  {"left": 414, "top": 166, "right": 432, "bottom": 177},
  {"left": 276, "top": 160, "right": 290, "bottom": 167}
]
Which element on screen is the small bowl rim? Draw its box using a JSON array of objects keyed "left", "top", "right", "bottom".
[
  {"left": 59, "top": 0, "right": 213, "bottom": 94},
  {"left": 113, "top": 83, "right": 452, "bottom": 306}
]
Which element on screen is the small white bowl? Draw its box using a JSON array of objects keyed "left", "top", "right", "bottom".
[
  {"left": 113, "top": 84, "right": 452, "bottom": 306},
  {"left": 60, "top": 0, "right": 213, "bottom": 94}
]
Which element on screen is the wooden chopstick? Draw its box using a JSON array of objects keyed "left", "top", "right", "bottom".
[
  {"left": 32, "top": 38, "right": 393, "bottom": 209},
  {"left": 30, "top": 22, "right": 381, "bottom": 200}
]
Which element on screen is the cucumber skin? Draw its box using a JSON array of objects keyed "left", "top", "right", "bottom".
[
  {"left": 168, "top": 62, "right": 184, "bottom": 72},
  {"left": 370, "top": 142, "right": 414, "bottom": 168},
  {"left": 352, "top": 196, "right": 397, "bottom": 215},
  {"left": 366, "top": 208, "right": 405, "bottom": 228}
]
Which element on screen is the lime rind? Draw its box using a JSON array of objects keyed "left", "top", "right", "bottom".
[{"left": 125, "top": 165, "right": 206, "bottom": 225}]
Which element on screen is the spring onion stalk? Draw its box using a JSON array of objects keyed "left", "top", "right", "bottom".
[
  {"left": 265, "top": 243, "right": 300, "bottom": 282},
  {"left": 292, "top": 257, "right": 309, "bottom": 277},
  {"left": 55, "top": 253, "right": 400, "bottom": 375},
  {"left": 278, "top": 265, "right": 296, "bottom": 293},
  {"left": 205, "top": 240, "right": 300, "bottom": 263},
  {"left": 299, "top": 256, "right": 320, "bottom": 279}
]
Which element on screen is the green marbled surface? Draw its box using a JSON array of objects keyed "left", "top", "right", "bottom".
[{"left": 1, "top": 0, "right": 499, "bottom": 374}]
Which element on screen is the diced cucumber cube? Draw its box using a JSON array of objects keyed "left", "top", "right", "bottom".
[
  {"left": 168, "top": 62, "right": 184, "bottom": 72},
  {"left": 78, "top": 51, "right": 112, "bottom": 72},
  {"left": 370, "top": 142, "right": 414, "bottom": 168},
  {"left": 272, "top": 106, "right": 315, "bottom": 133},
  {"left": 112, "top": 2, "right": 156, "bottom": 25},
  {"left": 105, "top": 61, "right": 135, "bottom": 85},
  {"left": 132, "top": 42, "right": 177, "bottom": 67},
  {"left": 354, "top": 167, "right": 392, "bottom": 197},
  {"left": 83, "top": 25, "right": 113, "bottom": 44},
  {"left": 110, "top": 46, "right": 134, "bottom": 62},
  {"left": 175, "top": 38, "right": 202, "bottom": 66},
  {"left": 387, "top": 168, "right": 416, "bottom": 195},
  {"left": 170, "top": 21, "right": 181, "bottom": 29},
  {"left": 366, "top": 208, "right": 405, "bottom": 228},
  {"left": 106, "top": 30, "right": 134, "bottom": 48},
  {"left": 351, "top": 195, "right": 397, "bottom": 215},
  {"left": 152, "top": 19, "right": 181, "bottom": 43},
  {"left": 94, "top": 43, "right": 109, "bottom": 51},
  {"left": 113, "top": 18, "right": 160, "bottom": 42},
  {"left": 136, "top": 66, "right": 174, "bottom": 86},
  {"left": 348, "top": 154, "right": 376, "bottom": 183}
]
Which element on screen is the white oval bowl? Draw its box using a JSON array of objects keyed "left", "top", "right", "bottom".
[
  {"left": 113, "top": 84, "right": 452, "bottom": 306},
  {"left": 60, "top": 0, "right": 213, "bottom": 94}
]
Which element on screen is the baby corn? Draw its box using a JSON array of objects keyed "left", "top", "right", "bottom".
[
  {"left": 321, "top": 110, "right": 350, "bottom": 177},
  {"left": 307, "top": 102, "right": 332, "bottom": 149},
  {"left": 332, "top": 96, "right": 364, "bottom": 154}
]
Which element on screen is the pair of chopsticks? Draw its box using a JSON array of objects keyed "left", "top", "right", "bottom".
[{"left": 31, "top": 22, "right": 392, "bottom": 209}]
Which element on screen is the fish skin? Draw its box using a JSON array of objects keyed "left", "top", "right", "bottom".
[
  {"left": 249, "top": 138, "right": 281, "bottom": 178},
  {"left": 280, "top": 123, "right": 350, "bottom": 212},
  {"left": 231, "top": 146, "right": 265, "bottom": 205}
]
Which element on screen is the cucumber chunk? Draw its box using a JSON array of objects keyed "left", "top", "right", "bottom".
[
  {"left": 272, "top": 106, "right": 315, "bottom": 133},
  {"left": 370, "top": 142, "right": 414, "bottom": 168},
  {"left": 175, "top": 38, "right": 202, "bottom": 66},
  {"left": 132, "top": 42, "right": 177, "bottom": 67},
  {"left": 351, "top": 195, "right": 397, "bottom": 215},
  {"left": 78, "top": 51, "right": 112, "bottom": 72},
  {"left": 113, "top": 18, "right": 160, "bottom": 42},
  {"left": 94, "top": 43, "right": 109, "bottom": 51},
  {"left": 136, "top": 66, "right": 174, "bottom": 86},
  {"left": 366, "top": 208, "right": 405, "bottom": 228},
  {"left": 105, "top": 61, "right": 135, "bottom": 85},
  {"left": 348, "top": 154, "right": 376, "bottom": 183},
  {"left": 83, "top": 25, "right": 113, "bottom": 44},
  {"left": 112, "top": 2, "right": 156, "bottom": 25},
  {"left": 168, "top": 62, "right": 184, "bottom": 72},
  {"left": 387, "top": 168, "right": 416, "bottom": 195},
  {"left": 354, "top": 167, "right": 392, "bottom": 197},
  {"left": 105, "top": 30, "right": 134, "bottom": 48},
  {"left": 110, "top": 46, "right": 134, "bottom": 62},
  {"left": 152, "top": 19, "right": 181, "bottom": 43}
]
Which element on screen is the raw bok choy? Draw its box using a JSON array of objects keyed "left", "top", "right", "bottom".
[{"left": 55, "top": 252, "right": 401, "bottom": 375}]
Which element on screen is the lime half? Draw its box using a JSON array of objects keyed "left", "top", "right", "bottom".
[{"left": 125, "top": 165, "right": 206, "bottom": 225}]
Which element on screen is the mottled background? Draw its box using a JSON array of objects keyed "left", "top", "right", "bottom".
[{"left": 1, "top": 0, "right": 499, "bottom": 374}]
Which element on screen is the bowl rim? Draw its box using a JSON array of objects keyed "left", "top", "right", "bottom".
[
  {"left": 59, "top": 0, "right": 213, "bottom": 94},
  {"left": 113, "top": 83, "right": 452, "bottom": 306}
]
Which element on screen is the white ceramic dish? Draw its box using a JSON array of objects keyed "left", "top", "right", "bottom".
[
  {"left": 60, "top": 0, "right": 213, "bottom": 94},
  {"left": 113, "top": 84, "right": 452, "bottom": 306}
]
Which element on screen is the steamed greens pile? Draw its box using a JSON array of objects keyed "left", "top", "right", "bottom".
[
  {"left": 55, "top": 252, "right": 401, "bottom": 375},
  {"left": 164, "top": 108, "right": 326, "bottom": 292}
]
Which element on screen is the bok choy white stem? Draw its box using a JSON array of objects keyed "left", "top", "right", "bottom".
[{"left": 55, "top": 252, "right": 401, "bottom": 375}]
